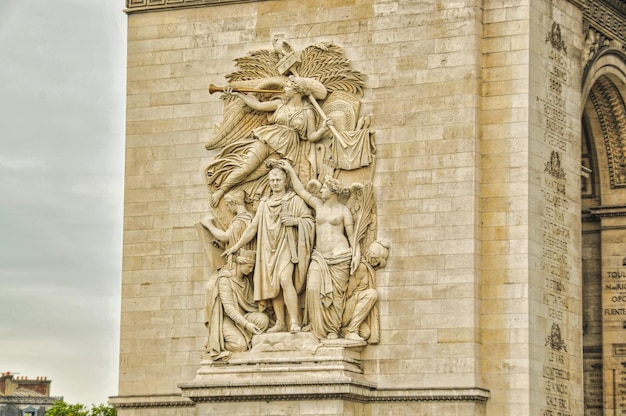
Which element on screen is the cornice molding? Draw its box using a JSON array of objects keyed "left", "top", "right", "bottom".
[
  {"left": 597, "top": 0, "right": 626, "bottom": 18},
  {"left": 179, "top": 381, "right": 490, "bottom": 404},
  {"left": 109, "top": 394, "right": 195, "bottom": 409},
  {"left": 569, "top": 0, "right": 588, "bottom": 10},
  {"left": 0, "top": 396, "right": 61, "bottom": 405},
  {"left": 590, "top": 204, "right": 626, "bottom": 217},
  {"left": 109, "top": 385, "right": 490, "bottom": 408},
  {"left": 124, "top": 0, "right": 266, "bottom": 14},
  {"left": 584, "top": 0, "right": 626, "bottom": 46}
]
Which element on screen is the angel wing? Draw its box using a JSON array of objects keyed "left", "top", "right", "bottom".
[
  {"left": 205, "top": 99, "right": 263, "bottom": 150},
  {"left": 346, "top": 182, "right": 365, "bottom": 217},
  {"left": 204, "top": 46, "right": 286, "bottom": 150},
  {"left": 305, "top": 179, "right": 322, "bottom": 195},
  {"left": 350, "top": 182, "right": 376, "bottom": 250},
  {"left": 226, "top": 47, "right": 283, "bottom": 82},
  {"left": 297, "top": 42, "right": 366, "bottom": 97},
  {"left": 205, "top": 78, "right": 286, "bottom": 151}
]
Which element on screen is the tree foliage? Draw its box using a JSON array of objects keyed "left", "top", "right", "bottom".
[{"left": 46, "top": 400, "right": 116, "bottom": 416}]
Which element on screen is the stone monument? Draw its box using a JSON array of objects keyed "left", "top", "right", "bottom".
[{"left": 111, "top": 0, "right": 626, "bottom": 415}]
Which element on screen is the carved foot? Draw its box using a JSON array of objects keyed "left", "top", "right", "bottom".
[
  {"left": 327, "top": 332, "right": 338, "bottom": 340},
  {"left": 290, "top": 323, "right": 301, "bottom": 334},
  {"left": 345, "top": 332, "right": 364, "bottom": 341},
  {"left": 301, "top": 324, "right": 311, "bottom": 332},
  {"left": 267, "top": 322, "right": 287, "bottom": 333}
]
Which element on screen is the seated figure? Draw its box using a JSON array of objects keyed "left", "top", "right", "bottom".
[{"left": 341, "top": 240, "right": 388, "bottom": 343}]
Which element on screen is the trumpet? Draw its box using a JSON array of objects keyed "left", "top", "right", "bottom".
[{"left": 208, "top": 84, "right": 284, "bottom": 95}]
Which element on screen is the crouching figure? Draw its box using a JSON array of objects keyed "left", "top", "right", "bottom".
[{"left": 205, "top": 249, "right": 269, "bottom": 361}]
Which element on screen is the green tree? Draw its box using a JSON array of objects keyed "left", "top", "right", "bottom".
[
  {"left": 46, "top": 400, "right": 116, "bottom": 416},
  {"left": 88, "top": 404, "right": 117, "bottom": 416}
]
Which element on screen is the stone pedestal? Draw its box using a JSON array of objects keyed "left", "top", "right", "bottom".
[
  {"left": 178, "top": 333, "right": 488, "bottom": 416},
  {"left": 179, "top": 333, "right": 372, "bottom": 400}
]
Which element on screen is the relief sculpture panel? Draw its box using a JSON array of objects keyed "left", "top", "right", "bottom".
[{"left": 197, "top": 41, "right": 386, "bottom": 361}]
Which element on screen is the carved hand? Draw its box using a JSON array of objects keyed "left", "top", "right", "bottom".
[
  {"left": 245, "top": 322, "right": 262, "bottom": 335},
  {"left": 276, "top": 159, "right": 295, "bottom": 175},
  {"left": 221, "top": 245, "right": 238, "bottom": 257},
  {"left": 351, "top": 252, "right": 361, "bottom": 275},
  {"left": 280, "top": 214, "right": 297, "bottom": 227}
]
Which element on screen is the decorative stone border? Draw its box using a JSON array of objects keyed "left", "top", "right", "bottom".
[
  {"left": 124, "top": 0, "right": 266, "bottom": 13},
  {"left": 0, "top": 396, "right": 62, "bottom": 405},
  {"left": 588, "top": 76, "right": 626, "bottom": 189},
  {"left": 179, "top": 381, "right": 490, "bottom": 404},
  {"left": 585, "top": 0, "right": 626, "bottom": 46},
  {"left": 109, "top": 394, "right": 195, "bottom": 409},
  {"left": 111, "top": 386, "right": 489, "bottom": 409}
]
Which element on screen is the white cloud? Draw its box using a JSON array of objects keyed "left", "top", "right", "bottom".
[{"left": 0, "top": 155, "right": 45, "bottom": 170}]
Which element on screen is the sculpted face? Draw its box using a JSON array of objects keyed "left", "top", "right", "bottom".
[
  {"left": 284, "top": 85, "right": 297, "bottom": 98},
  {"left": 239, "top": 262, "right": 254, "bottom": 276},
  {"left": 224, "top": 199, "right": 237, "bottom": 214},
  {"left": 268, "top": 168, "right": 287, "bottom": 193},
  {"left": 320, "top": 183, "right": 332, "bottom": 200},
  {"left": 367, "top": 241, "right": 388, "bottom": 269}
]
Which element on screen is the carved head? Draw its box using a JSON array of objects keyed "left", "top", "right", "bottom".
[
  {"left": 323, "top": 176, "right": 349, "bottom": 197},
  {"left": 265, "top": 161, "right": 290, "bottom": 192},
  {"left": 224, "top": 189, "right": 246, "bottom": 213},
  {"left": 236, "top": 249, "right": 256, "bottom": 264},
  {"left": 366, "top": 240, "right": 389, "bottom": 269},
  {"left": 235, "top": 249, "right": 256, "bottom": 275},
  {"left": 287, "top": 76, "right": 327, "bottom": 100}
]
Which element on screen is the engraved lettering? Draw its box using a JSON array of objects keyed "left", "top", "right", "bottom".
[{"left": 604, "top": 308, "right": 626, "bottom": 315}]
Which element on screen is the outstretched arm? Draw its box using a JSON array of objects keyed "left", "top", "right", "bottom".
[
  {"left": 226, "top": 90, "right": 281, "bottom": 113},
  {"left": 222, "top": 212, "right": 260, "bottom": 257},
  {"left": 200, "top": 217, "right": 231, "bottom": 243},
  {"left": 276, "top": 160, "right": 321, "bottom": 210}
]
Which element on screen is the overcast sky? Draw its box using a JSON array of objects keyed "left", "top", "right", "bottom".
[{"left": 0, "top": 0, "right": 126, "bottom": 406}]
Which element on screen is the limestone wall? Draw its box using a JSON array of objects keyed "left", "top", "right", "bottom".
[{"left": 117, "top": 0, "right": 585, "bottom": 415}]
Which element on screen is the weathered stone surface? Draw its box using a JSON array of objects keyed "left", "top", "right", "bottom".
[{"left": 115, "top": 0, "right": 626, "bottom": 415}]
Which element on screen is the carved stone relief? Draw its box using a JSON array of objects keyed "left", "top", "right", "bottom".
[
  {"left": 588, "top": 76, "right": 626, "bottom": 188},
  {"left": 197, "top": 41, "right": 386, "bottom": 361},
  {"left": 582, "top": 1, "right": 626, "bottom": 69}
]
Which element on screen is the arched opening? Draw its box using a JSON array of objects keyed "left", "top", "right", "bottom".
[{"left": 581, "top": 52, "right": 626, "bottom": 414}]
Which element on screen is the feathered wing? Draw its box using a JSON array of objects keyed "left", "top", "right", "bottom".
[
  {"left": 207, "top": 42, "right": 365, "bottom": 150},
  {"left": 205, "top": 46, "right": 286, "bottom": 151},
  {"left": 206, "top": 98, "right": 266, "bottom": 150},
  {"left": 297, "top": 42, "right": 366, "bottom": 97},
  {"left": 226, "top": 49, "right": 282, "bottom": 82},
  {"left": 351, "top": 182, "right": 376, "bottom": 252}
]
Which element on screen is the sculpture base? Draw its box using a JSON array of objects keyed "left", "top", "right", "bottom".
[
  {"left": 180, "top": 332, "right": 371, "bottom": 393},
  {"left": 178, "top": 333, "right": 489, "bottom": 415}
]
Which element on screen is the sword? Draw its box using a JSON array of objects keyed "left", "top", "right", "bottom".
[{"left": 281, "top": 200, "right": 299, "bottom": 264}]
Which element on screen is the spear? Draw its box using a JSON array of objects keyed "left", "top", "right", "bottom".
[{"left": 277, "top": 52, "right": 349, "bottom": 148}]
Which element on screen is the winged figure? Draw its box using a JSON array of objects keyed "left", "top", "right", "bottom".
[
  {"left": 199, "top": 41, "right": 387, "bottom": 346},
  {"left": 204, "top": 42, "right": 371, "bottom": 209}
]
